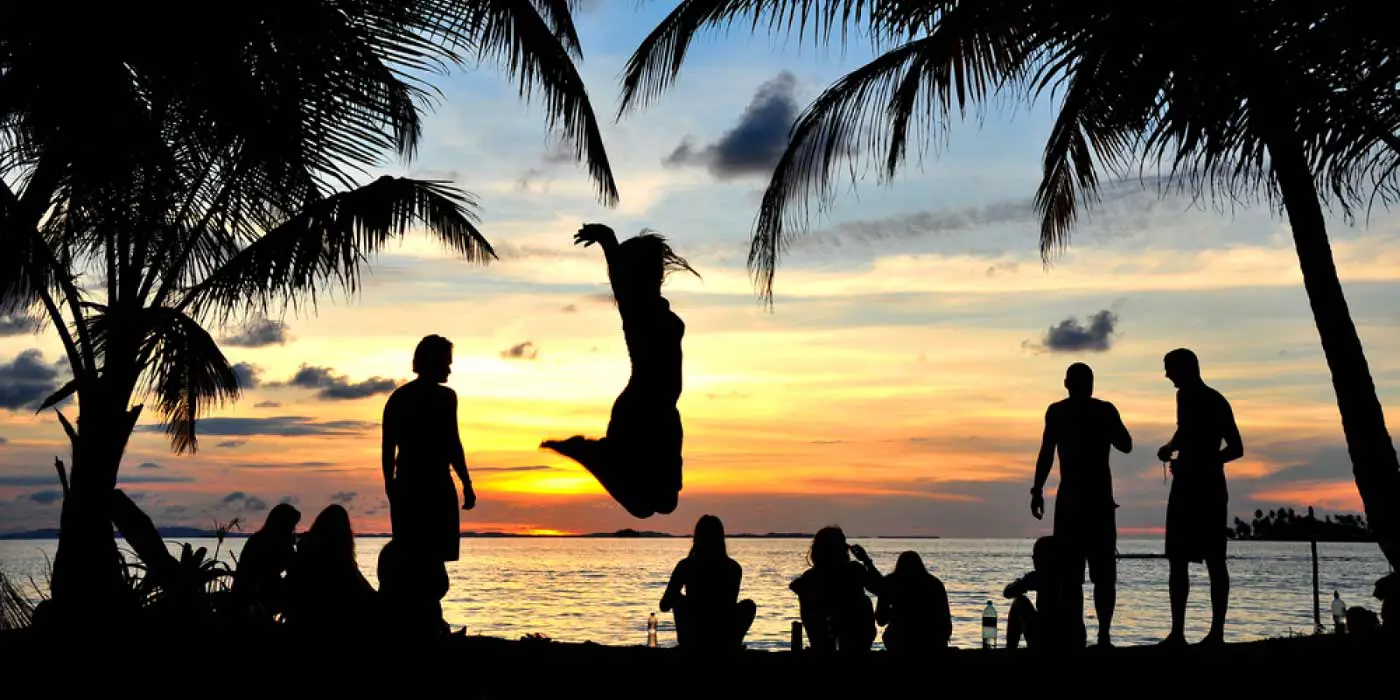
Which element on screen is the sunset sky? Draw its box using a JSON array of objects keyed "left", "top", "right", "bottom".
[{"left": 4, "top": 3, "right": 1400, "bottom": 538}]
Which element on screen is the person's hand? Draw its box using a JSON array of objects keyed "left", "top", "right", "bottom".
[
  {"left": 849, "top": 544, "right": 871, "bottom": 564},
  {"left": 462, "top": 483, "right": 477, "bottom": 511},
  {"left": 574, "top": 223, "right": 616, "bottom": 247},
  {"left": 1157, "top": 444, "right": 1174, "bottom": 463},
  {"left": 1031, "top": 491, "right": 1045, "bottom": 520}
]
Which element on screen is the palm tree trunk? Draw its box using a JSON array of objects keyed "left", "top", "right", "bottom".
[
  {"left": 1267, "top": 127, "right": 1400, "bottom": 569},
  {"left": 49, "top": 391, "right": 144, "bottom": 622}
]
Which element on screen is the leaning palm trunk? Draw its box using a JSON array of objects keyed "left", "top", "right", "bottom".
[{"left": 1267, "top": 127, "right": 1400, "bottom": 566}]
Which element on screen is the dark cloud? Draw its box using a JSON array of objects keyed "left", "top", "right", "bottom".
[
  {"left": 331, "top": 491, "right": 358, "bottom": 504},
  {"left": 254, "top": 401, "right": 281, "bottom": 408},
  {"left": 216, "top": 440, "right": 248, "bottom": 448},
  {"left": 278, "top": 495, "right": 300, "bottom": 506},
  {"left": 281, "top": 365, "right": 399, "bottom": 400},
  {"left": 220, "top": 317, "right": 291, "bottom": 348},
  {"left": 0, "top": 314, "right": 39, "bottom": 336},
  {"left": 232, "top": 461, "right": 337, "bottom": 469},
  {"left": 500, "top": 341, "right": 539, "bottom": 360},
  {"left": 233, "top": 362, "right": 262, "bottom": 389},
  {"left": 664, "top": 71, "right": 800, "bottom": 179},
  {"left": 138, "top": 416, "right": 375, "bottom": 437},
  {"left": 0, "top": 349, "right": 68, "bottom": 410},
  {"left": 985, "top": 262, "right": 1020, "bottom": 277},
  {"left": 562, "top": 304, "right": 579, "bottom": 313},
  {"left": 0, "top": 473, "right": 195, "bottom": 486},
  {"left": 220, "top": 491, "right": 268, "bottom": 512},
  {"left": 0, "top": 436, "right": 7, "bottom": 445},
  {"left": 1027, "top": 310, "right": 1120, "bottom": 353},
  {"left": 137, "top": 461, "right": 161, "bottom": 469},
  {"left": 471, "top": 465, "right": 556, "bottom": 473},
  {"left": 26, "top": 490, "right": 63, "bottom": 505}
]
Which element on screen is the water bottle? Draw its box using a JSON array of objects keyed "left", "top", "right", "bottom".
[
  {"left": 982, "top": 601, "right": 997, "bottom": 649},
  {"left": 647, "top": 612, "right": 658, "bottom": 648}
]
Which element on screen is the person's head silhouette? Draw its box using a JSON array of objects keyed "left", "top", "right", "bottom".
[
  {"left": 1163, "top": 348, "right": 1201, "bottom": 388},
  {"left": 413, "top": 334, "right": 453, "bottom": 383},
  {"left": 808, "top": 526, "right": 850, "bottom": 569},
  {"left": 1064, "top": 362, "right": 1094, "bottom": 398},
  {"left": 690, "top": 514, "right": 727, "bottom": 560},
  {"left": 613, "top": 232, "right": 698, "bottom": 301},
  {"left": 263, "top": 502, "right": 301, "bottom": 537},
  {"left": 894, "top": 550, "right": 929, "bottom": 578},
  {"left": 305, "top": 504, "right": 356, "bottom": 564},
  {"left": 1031, "top": 535, "right": 1058, "bottom": 574}
]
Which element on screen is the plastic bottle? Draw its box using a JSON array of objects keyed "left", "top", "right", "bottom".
[
  {"left": 982, "top": 601, "right": 997, "bottom": 649},
  {"left": 647, "top": 612, "right": 658, "bottom": 648}
]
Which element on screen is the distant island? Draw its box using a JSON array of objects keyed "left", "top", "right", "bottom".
[
  {"left": 0, "top": 526, "right": 942, "bottom": 541},
  {"left": 1229, "top": 507, "right": 1374, "bottom": 543}
]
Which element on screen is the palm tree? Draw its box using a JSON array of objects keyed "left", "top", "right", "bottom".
[
  {"left": 1, "top": 0, "right": 618, "bottom": 616},
  {"left": 617, "top": 1, "right": 1400, "bottom": 569}
]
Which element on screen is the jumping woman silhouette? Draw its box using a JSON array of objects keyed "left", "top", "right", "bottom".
[{"left": 541, "top": 223, "right": 697, "bottom": 518}]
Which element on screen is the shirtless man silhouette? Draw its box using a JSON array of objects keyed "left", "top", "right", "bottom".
[
  {"left": 1032, "top": 362, "right": 1132, "bottom": 647},
  {"left": 1157, "top": 348, "right": 1243, "bottom": 646}
]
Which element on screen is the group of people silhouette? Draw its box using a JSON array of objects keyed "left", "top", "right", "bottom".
[{"left": 227, "top": 223, "right": 1252, "bottom": 650}]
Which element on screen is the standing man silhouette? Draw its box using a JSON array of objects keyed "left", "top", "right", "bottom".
[
  {"left": 1157, "top": 348, "right": 1243, "bottom": 646},
  {"left": 1032, "top": 362, "right": 1132, "bottom": 648}
]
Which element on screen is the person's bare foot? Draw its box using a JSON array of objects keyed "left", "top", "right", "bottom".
[
  {"left": 1159, "top": 632, "right": 1187, "bottom": 647},
  {"left": 1198, "top": 629, "right": 1224, "bottom": 646}
]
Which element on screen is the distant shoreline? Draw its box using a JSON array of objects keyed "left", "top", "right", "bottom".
[{"left": 0, "top": 527, "right": 945, "bottom": 541}]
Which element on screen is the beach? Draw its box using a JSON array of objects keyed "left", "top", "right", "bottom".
[{"left": 1, "top": 536, "right": 1384, "bottom": 648}]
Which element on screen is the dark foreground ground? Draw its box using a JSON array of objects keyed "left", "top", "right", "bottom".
[{"left": 1, "top": 629, "right": 1390, "bottom": 696}]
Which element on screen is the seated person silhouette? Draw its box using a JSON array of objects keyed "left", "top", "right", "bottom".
[
  {"left": 377, "top": 537, "right": 451, "bottom": 637},
  {"left": 660, "top": 515, "right": 757, "bottom": 651},
  {"left": 231, "top": 502, "right": 300, "bottom": 624},
  {"left": 283, "top": 505, "right": 376, "bottom": 635},
  {"left": 541, "top": 223, "right": 698, "bottom": 519},
  {"left": 789, "top": 526, "right": 881, "bottom": 652},
  {"left": 1004, "top": 535, "right": 1078, "bottom": 650},
  {"left": 873, "top": 551, "right": 953, "bottom": 652}
]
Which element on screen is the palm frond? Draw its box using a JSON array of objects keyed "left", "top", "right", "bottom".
[
  {"left": 749, "top": 6, "right": 1026, "bottom": 302},
  {"left": 618, "top": 0, "right": 881, "bottom": 117},
  {"left": 185, "top": 176, "right": 493, "bottom": 321}
]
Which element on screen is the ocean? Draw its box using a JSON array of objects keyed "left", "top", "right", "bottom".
[{"left": 0, "top": 537, "right": 1387, "bottom": 648}]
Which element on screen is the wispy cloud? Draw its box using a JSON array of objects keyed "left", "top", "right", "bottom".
[
  {"left": 221, "top": 317, "right": 291, "bottom": 348},
  {"left": 137, "top": 417, "right": 376, "bottom": 437}
]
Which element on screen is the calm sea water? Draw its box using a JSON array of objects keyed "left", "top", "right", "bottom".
[{"left": 0, "top": 537, "right": 1388, "bottom": 649}]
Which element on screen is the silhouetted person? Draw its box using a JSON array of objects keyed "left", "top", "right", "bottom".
[
  {"left": 1376, "top": 572, "right": 1398, "bottom": 639},
  {"left": 1332, "top": 590, "right": 1347, "bottom": 634},
  {"left": 1004, "top": 536, "right": 1074, "bottom": 650},
  {"left": 378, "top": 537, "right": 451, "bottom": 638},
  {"left": 659, "top": 514, "right": 756, "bottom": 651},
  {"left": 790, "top": 526, "right": 880, "bottom": 652},
  {"left": 231, "top": 503, "right": 301, "bottom": 623},
  {"left": 873, "top": 551, "right": 952, "bottom": 652},
  {"left": 382, "top": 335, "right": 474, "bottom": 619},
  {"left": 541, "top": 224, "right": 697, "bottom": 519},
  {"left": 1157, "top": 348, "right": 1242, "bottom": 646},
  {"left": 283, "top": 505, "right": 375, "bottom": 634},
  {"left": 1032, "top": 362, "right": 1131, "bottom": 647}
]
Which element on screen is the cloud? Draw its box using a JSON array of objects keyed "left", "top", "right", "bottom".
[
  {"left": 254, "top": 401, "right": 282, "bottom": 408},
  {"left": 220, "top": 317, "right": 291, "bottom": 347},
  {"left": 0, "top": 473, "right": 196, "bottom": 486},
  {"left": 986, "top": 262, "right": 1020, "bottom": 277},
  {"left": 281, "top": 365, "right": 399, "bottom": 400},
  {"left": 137, "top": 461, "right": 161, "bottom": 469},
  {"left": 331, "top": 491, "right": 358, "bottom": 504},
  {"left": 0, "top": 349, "right": 68, "bottom": 411},
  {"left": 278, "top": 495, "right": 300, "bottom": 506},
  {"left": 26, "top": 490, "right": 63, "bottom": 505},
  {"left": 562, "top": 304, "right": 579, "bottom": 313},
  {"left": 0, "top": 314, "right": 39, "bottom": 336},
  {"left": 1027, "top": 310, "right": 1120, "bottom": 353},
  {"left": 220, "top": 491, "right": 268, "bottom": 512},
  {"left": 663, "top": 71, "right": 800, "bottom": 179},
  {"left": 500, "top": 341, "right": 539, "bottom": 360},
  {"left": 232, "top": 461, "right": 337, "bottom": 469},
  {"left": 471, "top": 465, "right": 556, "bottom": 473},
  {"left": 0, "top": 436, "right": 7, "bottom": 445},
  {"left": 137, "top": 416, "right": 376, "bottom": 437},
  {"left": 233, "top": 363, "right": 262, "bottom": 389},
  {"left": 216, "top": 440, "right": 248, "bottom": 448}
]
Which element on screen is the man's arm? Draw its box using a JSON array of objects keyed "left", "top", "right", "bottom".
[
  {"left": 1004, "top": 571, "right": 1038, "bottom": 599},
  {"left": 381, "top": 399, "right": 396, "bottom": 500},
  {"left": 1158, "top": 394, "right": 1181, "bottom": 462},
  {"left": 1110, "top": 404, "right": 1133, "bottom": 454},
  {"left": 1034, "top": 406, "right": 1057, "bottom": 493},
  {"left": 448, "top": 391, "right": 475, "bottom": 509},
  {"left": 1219, "top": 396, "right": 1244, "bottom": 464}
]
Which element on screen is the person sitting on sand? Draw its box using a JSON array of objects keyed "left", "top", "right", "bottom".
[
  {"left": 660, "top": 515, "right": 757, "bottom": 651},
  {"left": 1004, "top": 535, "right": 1078, "bottom": 650},
  {"left": 283, "top": 505, "right": 376, "bottom": 634},
  {"left": 873, "top": 551, "right": 952, "bottom": 652},
  {"left": 790, "top": 526, "right": 881, "bottom": 652},
  {"left": 541, "top": 223, "right": 698, "bottom": 519},
  {"left": 378, "top": 537, "right": 451, "bottom": 638},
  {"left": 231, "top": 502, "right": 301, "bottom": 624}
]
